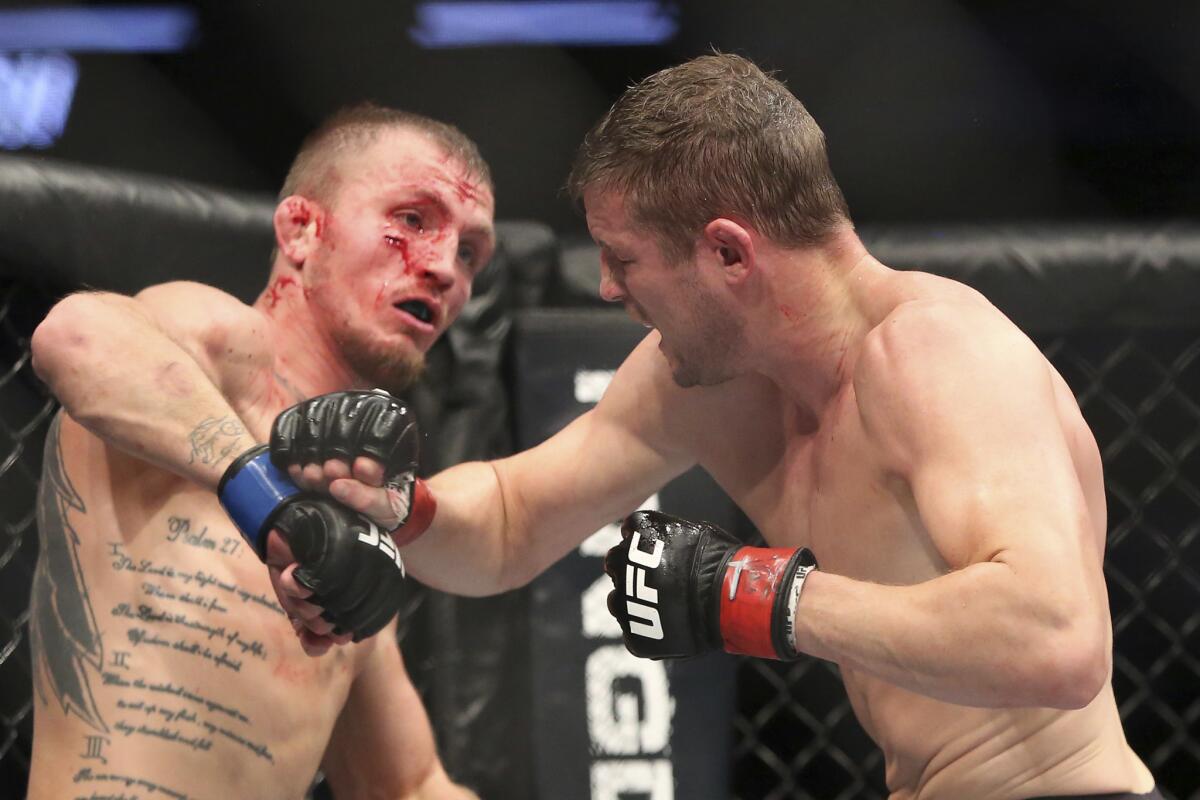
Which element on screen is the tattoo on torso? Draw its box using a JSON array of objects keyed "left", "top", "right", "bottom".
[
  {"left": 32, "top": 416, "right": 296, "bottom": 799},
  {"left": 32, "top": 415, "right": 105, "bottom": 732}
]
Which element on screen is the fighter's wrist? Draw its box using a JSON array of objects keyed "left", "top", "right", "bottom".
[
  {"left": 217, "top": 444, "right": 303, "bottom": 558},
  {"left": 717, "top": 545, "right": 818, "bottom": 660},
  {"left": 387, "top": 477, "right": 436, "bottom": 546},
  {"left": 781, "top": 553, "right": 818, "bottom": 658}
]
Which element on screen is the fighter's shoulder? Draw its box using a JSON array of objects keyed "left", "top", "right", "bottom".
[
  {"left": 135, "top": 281, "right": 264, "bottom": 333},
  {"left": 859, "top": 279, "right": 1028, "bottom": 380},
  {"left": 135, "top": 281, "right": 273, "bottom": 367},
  {"left": 854, "top": 284, "right": 1045, "bottom": 445}
]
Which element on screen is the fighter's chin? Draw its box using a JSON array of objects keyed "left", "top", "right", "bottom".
[
  {"left": 661, "top": 348, "right": 701, "bottom": 389},
  {"left": 364, "top": 353, "right": 426, "bottom": 395},
  {"left": 335, "top": 329, "right": 427, "bottom": 395},
  {"left": 664, "top": 349, "right": 732, "bottom": 389}
]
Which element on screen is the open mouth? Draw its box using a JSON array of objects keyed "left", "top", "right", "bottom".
[
  {"left": 627, "top": 304, "right": 654, "bottom": 329},
  {"left": 395, "top": 299, "right": 434, "bottom": 324}
]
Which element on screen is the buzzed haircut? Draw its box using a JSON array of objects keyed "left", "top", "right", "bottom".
[
  {"left": 568, "top": 53, "right": 850, "bottom": 263},
  {"left": 280, "top": 102, "right": 492, "bottom": 202}
]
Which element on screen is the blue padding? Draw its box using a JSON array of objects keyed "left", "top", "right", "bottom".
[{"left": 218, "top": 447, "right": 300, "bottom": 558}]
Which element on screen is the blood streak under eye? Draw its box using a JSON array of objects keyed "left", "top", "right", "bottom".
[{"left": 385, "top": 234, "right": 412, "bottom": 265}]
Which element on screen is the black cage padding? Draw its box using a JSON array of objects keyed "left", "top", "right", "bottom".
[
  {"left": 0, "top": 154, "right": 275, "bottom": 302},
  {"left": 863, "top": 224, "right": 1200, "bottom": 332}
]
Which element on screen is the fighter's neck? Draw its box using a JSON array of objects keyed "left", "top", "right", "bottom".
[
  {"left": 748, "top": 236, "right": 883, "bottom": 417},
  {"left": 251, "top": 275, "right": 362, "bottom": 401}
]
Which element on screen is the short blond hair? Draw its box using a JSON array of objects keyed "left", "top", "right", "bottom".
[{"left": 280, "top": 102, "right": 492, "bottom": 202}]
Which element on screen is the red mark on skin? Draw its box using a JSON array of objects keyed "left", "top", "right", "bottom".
[
  {"left": 265, "top": 276, "right": 299, "bottom": 309},
  {"left": 399, "top": 228, "right": 455, "bottom": 285},
  {"left": 319, "top": 209, "right": 337, "bottom": 251},
  {"left": 157, "top": 361, "right": 195, "bottom": 399},
  {"left": 281, "top": 197, "right": 306, "bottom": 220},
  {"left": 435, "top": 152, "right": 487, "bottom": 205},
  {"left": 385, "top": 232, "right": 412, "bottom": 268},
  {"left": 452, "top": 177, "right": 484, "bottom": 205},
  {"left": 779, "top": 304, "right": 798, "bottom": 322},
  {"left": 374, "top": 280, "right": 391, "bottom": 308},
  {"left": 273, "top": 645, "right": 323, "bottom": 682}
]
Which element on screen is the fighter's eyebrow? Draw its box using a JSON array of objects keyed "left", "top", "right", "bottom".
[
  {"left": 404, "top": 187, "right": 496, "bottom": 255},
  {"left": 465, "top": 223, "right": 497, "bottom": 257},
  {"left": 460, "top": 224, "right": 494, "bottom": 263},
  {"left": 405, "top": 188, "right": 451, "bottom": 212}
]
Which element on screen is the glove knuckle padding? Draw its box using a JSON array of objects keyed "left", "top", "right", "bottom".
[
  {"left": 325, "top": 552, "right": 388, "bottom": 622},
  {"left": 610, "top": 509, "right": 739, "bottom": 657},
  {"left": 606, "top": 590, "right": 621, "bottom": 621},
  {"left": 274, "top": 503, "right": 328, "bottom": 568},
  {"left": 274, "top": 495, "right": 405, "bottom": 636},
  {"left": 270, "top": 391, "right": 419, "bottom": 484},
  {"left": 350, "top": 578, "right": 405, "bottom": 641}
]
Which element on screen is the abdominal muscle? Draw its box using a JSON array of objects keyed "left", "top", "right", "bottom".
[{"left": 842, "top": 668, "right": 1153, "bottom": 799}]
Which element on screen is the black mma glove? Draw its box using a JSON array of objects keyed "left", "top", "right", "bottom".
[
  {"left": 270, "top": 389, "right": 435, "bottom": 545},
  {"left": 604, "top": 509, "right": 818, "bottom": 661},
  {"left": 217, "top": 445, "right": 406, "bottom": 641}
]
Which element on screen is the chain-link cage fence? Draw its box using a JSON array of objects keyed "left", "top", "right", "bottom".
[
  {"left": 732, "top": 327, "right": 1200, "bottom": 800},
  {"left": 0, "top": 280, "right": 58, "bottom": 795}
]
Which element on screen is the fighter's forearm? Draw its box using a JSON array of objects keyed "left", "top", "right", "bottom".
[
  {"left": 793, "top": 563, "right": 1110, "bottom": 708},
  {"left": 406, "top": 454, "right": 601, "bottom": 597},
  {"left": 31, "top": 292, "right": 254, "bottom": 489},
  {"left": 404, "top": 461, "right": 531, "bottom": 596}
]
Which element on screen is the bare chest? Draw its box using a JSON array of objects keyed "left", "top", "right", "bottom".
[
  {"left": 32, "top": 455, "right": 355, "bottom": 795},
  {"left": 703, "top": 392, "right": 947, "bottom": 586}
]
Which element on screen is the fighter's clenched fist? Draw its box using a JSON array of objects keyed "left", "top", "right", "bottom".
[
  {"left": 217, "top": 391, "right": 439, "bottom": 647},
  {"left": 217, "top": 444, "right": 407, "bottom": 643},
  {"left": 271, "top": 389, "right": 436, "bottom": 543},
  {"left": 604, "top": 510, "right": 818, "bottom": 661}
]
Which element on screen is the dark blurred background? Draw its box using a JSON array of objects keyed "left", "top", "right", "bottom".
[{"left": 2, "top": 0, "right": 1198, "bottom": 239}]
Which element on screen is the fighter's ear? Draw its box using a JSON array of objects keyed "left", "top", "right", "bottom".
[
  {"left": 273, "top": 195, "right": 324, "bottom": 267},
  {"left": 702, "top": 218, "right": 755, "bottom": 284}
]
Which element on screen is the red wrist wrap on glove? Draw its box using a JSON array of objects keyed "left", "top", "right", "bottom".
[
  {"left": 718, "top": 546, "right": 799, "bottom": 659},
  {"left": 389, "top": 478, "right": 437, "bottom": 548}
]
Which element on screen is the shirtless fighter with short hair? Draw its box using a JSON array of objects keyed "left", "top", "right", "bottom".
[
  {"left": 275, "top": 56, "right": 1160, "bottom": 799},
  {"left": 28, "top": 104, "right": 494, "bottom": 800}
]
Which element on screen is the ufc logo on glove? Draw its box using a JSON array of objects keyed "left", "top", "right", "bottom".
[
  {"left": 357, "top": 519, "right": 405, "bottom": 574},
  {"left": 624, "top": 531, "right": 665, "bottom": 640},
  {"left": 605, "top": 510, "right": 817, "bottom": 661}
]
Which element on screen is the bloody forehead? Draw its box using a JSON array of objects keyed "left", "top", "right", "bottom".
[
  {"left": 350, "top": 157, "right": 491, "bottom": 213},
  {"left": 435, "top": 152, "right": 488, "bottom": 205}
]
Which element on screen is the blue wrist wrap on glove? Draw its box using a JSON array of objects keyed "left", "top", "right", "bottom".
[{"left": 218, "top": 444, "right": 302, "bottom": 558}]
